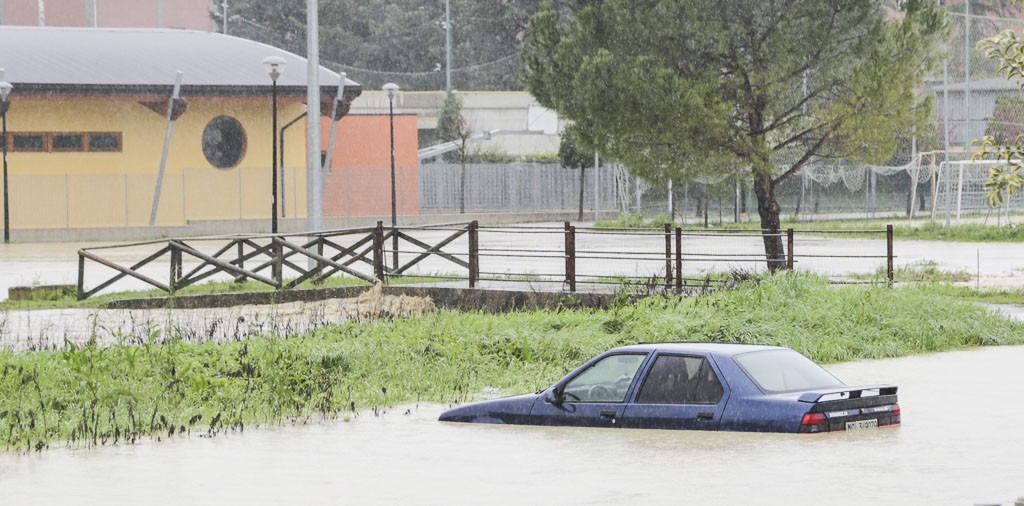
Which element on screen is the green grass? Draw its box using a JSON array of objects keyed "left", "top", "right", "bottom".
[
  {"left": 598, "top": 214, "right": 1024, "bottom": 242},
  {"left": 0, "top": 275, "right": 444, "bottom": 311},
  {"left": 1, "top": 273, "right": 1021, "bottom": 451}
]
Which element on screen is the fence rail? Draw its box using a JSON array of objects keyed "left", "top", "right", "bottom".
[{"left": 76, "top": 223, "right": 896, "bottom": 300}]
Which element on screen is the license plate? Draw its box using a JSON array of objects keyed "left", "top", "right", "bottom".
[{"left": 845, "top": 419, "right": 878, "bottom": 431}]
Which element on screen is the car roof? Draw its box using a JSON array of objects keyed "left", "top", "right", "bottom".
[{"left": 611, "top": 342, "right": 785, "bottom": 357}]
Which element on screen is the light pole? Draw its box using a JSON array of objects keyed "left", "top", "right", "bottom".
[
  {"left": 383, "top": 82, "right": 399, "bottom": 270},
  {"left": 263, "top": 56, "right": 286, "bottom": 234},
  {"left": 0, "top": 80, "right": 12, "bottom": 244}
]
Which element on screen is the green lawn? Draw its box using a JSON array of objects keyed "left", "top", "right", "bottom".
[{"left": 2, "top": 273, "right": 1020, "bottom": 451}]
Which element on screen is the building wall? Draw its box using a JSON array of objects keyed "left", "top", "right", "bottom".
[
  {"left": 3, "top": 97, "right": 423, "bottom": 231},
  {"left": 1, "top": 0, "right": 211, "bottom": 29},
  {"left": 322, "top": 114, "right": 420, "bottom": 218},
  {"left": 4, "top": 95, "right": 308, "bottom": 228}
]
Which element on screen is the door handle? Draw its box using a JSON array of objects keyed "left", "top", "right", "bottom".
[
  {"left": 600, "top": 410, "right": 616, "bottom": 419},
  {"left": 697, "top": 412, "right": 714, "bottom": 420}
]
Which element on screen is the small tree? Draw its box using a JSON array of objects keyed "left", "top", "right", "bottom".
[
  {"left": 558, "top": 126, "right": 595, "bottom": 221},
  {"left": 974, "top": 1, "right": 1024, "bottom": 216},
  {"left": 436, "top": 93, "right": 473, "bottom": 213}
]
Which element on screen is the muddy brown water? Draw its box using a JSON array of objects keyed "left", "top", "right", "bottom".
[{"left": 2, "top": 346, "right": 1023, "bottom": 505}]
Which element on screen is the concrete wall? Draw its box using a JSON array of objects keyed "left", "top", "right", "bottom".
[
  {"left": 351, "top": 90, "right": 562, "bottom": 157},
  {"left": 1, "top": 0, "right": 211, "bottom": 29}
]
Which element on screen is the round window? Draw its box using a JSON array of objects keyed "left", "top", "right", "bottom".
[{"left": 202, "top": 116, "right": 247, "bottom": 168}]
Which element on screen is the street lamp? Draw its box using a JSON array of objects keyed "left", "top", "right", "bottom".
[
  {"left": 263, "top": 56, "right": 287, "bottom": 234},
  {"left": 0, "top": 79, "right": 12, "bottom": 244},
  {"left": 383, "top": 82, "right": 399, "bottom": 270}
]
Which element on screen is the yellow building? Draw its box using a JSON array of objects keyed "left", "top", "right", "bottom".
[{"left": 0, "top": 26, "right": 359, "bottom": 238}]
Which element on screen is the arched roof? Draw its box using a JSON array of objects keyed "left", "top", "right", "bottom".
[{"left": 0, "top": 26, "right": 361, "bottom": 99}]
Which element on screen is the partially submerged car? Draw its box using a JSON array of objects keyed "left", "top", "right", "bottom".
[{"left": 439, "top": 343, "right": 900, "bottom": 433}]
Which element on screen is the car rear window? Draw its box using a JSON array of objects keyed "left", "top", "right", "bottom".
[{"left": 733, "top": 349, "right": 844, "bottom": 393}]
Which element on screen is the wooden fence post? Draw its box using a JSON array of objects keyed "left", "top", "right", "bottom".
[
  {"left": 169, "top": 243, "right": 181, "bottom": 293},
  {"left": 77, "top": 252, "right": 86, "bottom": 300},
  {"left": 234, "top": 240, "right": 245, "bottom": 283},
  {"left": 469, "top": 221, "right": 479, "bottom": 288},
  {"left": 675, "top": 227, "right": 682, "bottom": 293},
  {"left": 373, "top": 221, "right": 385, "bottom": 283},
  {"left": 887, "top": 224, "right": 894, "bottom": 286},
  {"left": 272, "top": 237, "right": 283, "bottom": 289},
  {"left": 786, "top": 228, "right": 795, "bottom": 271},
  {"left": 564, "top": 221, "right": 576, "bottom": 292}
]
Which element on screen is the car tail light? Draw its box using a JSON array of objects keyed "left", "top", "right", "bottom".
[
  {"left": 882, "top": 404, "right": 901, "bottom": 426},
  {"left": 799, "top": 412, "right": 829, "bottom": 434}
]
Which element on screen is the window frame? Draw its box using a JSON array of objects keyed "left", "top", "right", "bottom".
[
  {"left": 634, "top": 353, "right": 725, "bottom": 406},
  {"left": 50, "top": 132, "right": 87, "bottom": 152},
  {"left": 86, "top": 132, "right": 123, "bottom": 152},
  {"left": 9, "top": 132, "right": 48, "bottom": 152},
  {"left": 560, "top": 352, "right": 649, "bottom": 404}
]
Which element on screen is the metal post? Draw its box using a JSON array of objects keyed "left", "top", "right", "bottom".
[
  {"left": 373, "top": 221, "right": 385, "bottom": 282},
  {"left": 386, "top": 88, "right": 399, "bottom": 270},
  {"left": 445, "top": 0, "right": 452, "bottom": 92},
  {"left": 664, "top": 223, "right": 672, "bottom": 286},
  {"left": 887, "top": 224, "right": 894, "bottom": 286},
  {"left": 674, "top": 227, "right": 682, "bottom": 293},
  {"left": 2, "top": 99, "right": 8, "bottom": 244},
  {"left": 150, "top": 71, "right": 184, "bottom": 227},
  {"left": 271, "top": 79, "right": 279, "bottom": 234},
  {"left": 306, "top": 0, "right": 323, "bottom": 235},
  {"left": 786, "top": 228, "right": 795, "bottom": 271},
  {"left": 468, "top": 220, "right": 479, "bottom": 288},
  {"left": 593, "top": 151, "right": 600, "bottom": 222},
  {"left": 564, "top": 221, "right": 576, "bottom": 292}
]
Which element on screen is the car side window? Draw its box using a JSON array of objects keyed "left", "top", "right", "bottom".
[
  {"left": 562, "top": 354, "right": 646, "bottom": 403},
  {"left": 636, "top": 355, "right": 724, "bottom": 405}
]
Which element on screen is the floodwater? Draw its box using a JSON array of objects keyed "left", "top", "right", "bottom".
[{"left": 2, "top": 346, "right": 1023, "bottom": 505}]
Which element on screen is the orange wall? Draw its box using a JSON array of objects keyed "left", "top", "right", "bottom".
[
  {"left": 3, "top": 0, "right": 211, "bottom": 30},
  {"left": 321, "top": 114, "right": 420, "bottom": 218}
]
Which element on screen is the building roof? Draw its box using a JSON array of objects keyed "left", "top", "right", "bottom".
[
  {"left": 0, "top": 26, "right": 361, "bottom": 99},
  {"left": 931, "top": 77, "right": 1022, "bottom": 93}
]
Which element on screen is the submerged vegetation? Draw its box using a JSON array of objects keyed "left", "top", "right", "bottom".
[{"left": 1, "top": 273, "right": 1021, "bottom": 451}]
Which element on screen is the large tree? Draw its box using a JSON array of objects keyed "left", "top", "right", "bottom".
[{"left": 523, "top": 0, "right": 944, "bottom": 269}]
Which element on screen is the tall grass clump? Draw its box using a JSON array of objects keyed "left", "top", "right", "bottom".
[{"left": 1, "top": 273, "right": 1020, "bottom": 451}]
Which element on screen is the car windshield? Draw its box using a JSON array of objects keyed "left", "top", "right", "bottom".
[{"left": 734, "top": 349, "right": 844, "bottom": 393}]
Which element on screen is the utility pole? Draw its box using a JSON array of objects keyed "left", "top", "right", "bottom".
[
  {"left": 445, "top": 0, "right": 452, "bottom": 92},
  {"left": 223, "top": 0, "right": 229, "bottom": 34},
  {"left": 307, "top": 0, "right": 323, "bottom": 233}
]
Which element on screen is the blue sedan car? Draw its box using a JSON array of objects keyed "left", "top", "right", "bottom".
[{"left": 439, "top": 343, "right": 900, "bottom": 433}]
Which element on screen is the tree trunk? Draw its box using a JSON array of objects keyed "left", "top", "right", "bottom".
[
  {"left": 459, "top": 153, "right": 467, "bottom": 214},
  {"left": 578, "top": 167, "right": 585, "bottom": 221},
  {"left": 753, "top": 171, "right": 786, "bottom": 272}
]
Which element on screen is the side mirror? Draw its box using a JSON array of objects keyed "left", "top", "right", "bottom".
[{"left": 545, "top": 387, "right": 563, "bottom": 406}]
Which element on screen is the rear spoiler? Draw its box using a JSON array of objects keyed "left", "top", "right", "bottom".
[{"left": 798, "top": 385, "right": 898, "bottom": 403}]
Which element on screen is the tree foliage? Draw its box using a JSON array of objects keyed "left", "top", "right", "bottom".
[
  {"left": 974, "top": 0, "right": 1024, "bottom": 210},
  {"left": 523, "top": 0, "right": 944, "bottom": 267},
  {"left": 221, "top": 0, "right": 544, "bottom": 90}
]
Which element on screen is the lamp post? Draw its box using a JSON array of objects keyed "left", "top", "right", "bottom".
[
  {"left": 263, "top": 56, "right": 286, "bottom": 234},
  {"left": 383, "top": 82, "right": 399, "bottom": 270},
  {"left": 0, "top": 80, "right": 12, "bottom": 244}
]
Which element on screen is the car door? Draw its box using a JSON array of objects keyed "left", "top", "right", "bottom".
[
  {"left": 530, "top": 353, "right": 648, "bottom": 428},
  {"left": 620, "top": 353, "right": 730, "bottom": 431}
]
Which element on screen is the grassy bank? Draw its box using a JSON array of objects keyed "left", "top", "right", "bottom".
[
  {"left": 595, "top": 215, "right": 1024, "bottom": 242},
  {"left": 1, "top": 274, "right": 1021, "bottom": 451},
  {"left": 0, "top": 274, "right": 443, "bottom": 312}
]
